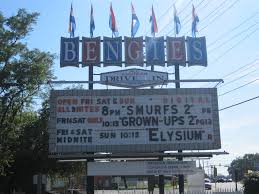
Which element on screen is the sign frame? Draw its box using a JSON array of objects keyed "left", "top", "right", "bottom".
[{"left": 49, "top": 88, "right": 221, "bottom": 155}]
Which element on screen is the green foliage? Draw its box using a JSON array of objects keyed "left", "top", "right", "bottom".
[
  {"left": 0, "top": 100, "right": 85, "bottom": 193},
  {"left": 0, "top": 8, "right": 55, "bottom": 175},
  {"left": 228, "top": 153, "right": 259, "bottom": 181},
  {"left": 0, "top": 8, "right": 85, "bottom": 193},
  {"left": 244, "top": 172, "right": 259, "bottom": 194}
]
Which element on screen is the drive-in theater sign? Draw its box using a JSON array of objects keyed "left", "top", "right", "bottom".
[{"left": 49, "top": 88, "right": 221, "bottom": 154}]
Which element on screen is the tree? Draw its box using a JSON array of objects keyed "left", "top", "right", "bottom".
[
  {"left": 0, "top": 9, "right": 87, "bottom": 193},
  {"left": 0, "top": 99, "right": 85, "bottom": 193},
  {"left": 244, "top": 172, "right": 259, "bottom": 194},
  {"left": 0, "top": 8, "right": 55, "bottom": 175},
  {"left": 228, "top": 154, "right": 259, "bottom": 181}
]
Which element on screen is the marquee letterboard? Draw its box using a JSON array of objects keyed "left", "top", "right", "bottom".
[{"left": 49, "top": 88, "right": 221, "bottom": 155}]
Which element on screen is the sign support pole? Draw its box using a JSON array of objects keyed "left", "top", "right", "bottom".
[
  {"left": 175, "top": 65, "right": 184, "bottom": 194},
  {"left": 151, "top": 65, "right": 165, "bottom": 194},
  {"left": 159, "top": 156, "right": 165, "bottom": 194},
  {"left": 150, "top": 32, "right": 165, "bottom": 191},
  {"left": 86, "top": 64, "right": 94, "bottom": 194},
  {"left": 36, "top": 173, "right": 42, "bottom": 194}
]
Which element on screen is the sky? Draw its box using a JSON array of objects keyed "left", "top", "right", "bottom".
[{"left": 1, "top": 0, "right": 259, "bottom": 176}]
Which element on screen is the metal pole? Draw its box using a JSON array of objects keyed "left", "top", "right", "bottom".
[
  {"left": 175, "top": 65, "right": 180, "bottom": 88},
  {"left": 151, "top": 33, "right": 165, "bottom": 194},
  {"left": 159, "top": 157, "right": 165, "bottom": 194},
  {"left": 175, "top": 65, "right": 184, "bottom": 194},
  {"left": 86, "top": 158, "right": 94, "bottom": 194},
  {"left": 86, "top": 64, "right": 94, "bottom": 194},
  {"left": 89, "top": 65, "right": 93, "bottom": 90},
  {"left": 37, "top": 174, "right": 42, "bottom": 194}
]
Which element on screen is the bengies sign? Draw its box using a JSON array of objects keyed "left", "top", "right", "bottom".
[
  {"left": 60, "top": 36, "right": 207, "bottom": 67},
  {"left": 100, "top": 69, "right": 168, "bottom": 88},
  {"left": 49, "top": 88, "right": 221, "bottom": 154}
]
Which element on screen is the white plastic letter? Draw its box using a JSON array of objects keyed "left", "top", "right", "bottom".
[
  {"left": 193, "top": 41, "right": 203, "bottom": 61},
  {"left": 64, "top": 42, "right": 76, "bottom": 61},
  {"left": 128, "top": 41, "right": 140, "bottom": 60},
  {"left": 86, "top": 41, "right": 97, "bottom": 60},
  {"left": 106, "top": 41, "right": 119, "bottom": 60}
]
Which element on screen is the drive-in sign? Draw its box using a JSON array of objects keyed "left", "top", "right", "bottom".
[
  {"left": 49, "top": 88, "right": 221, "bottom": 154},
  {"left": 100, "top": 68, "right": 168, "bottom": 88}
]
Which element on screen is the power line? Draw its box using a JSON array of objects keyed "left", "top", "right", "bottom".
[
  {"left": 200, "top": 58, "right": 259, "bottom": 88},
  {"left": 167, "top": 0, "right": 210, "bottom": 36},
  {"left": 190, "top": 29, "right": 259, "bottom": 79},
  {"left": 145, "top": 0, "right": 178, "bottom": 36},
  {"left": 181, "top": 0, "right": 239, "bottom": 36},
  {"left": 207, "top": 12, "right": 259, "bottom": 47},
  {"left": 161, "top": 0, "right": 209, "bottom": 36},
  {"left": 199, "top": 0, "right": 241, "bottom": 32},
  {"left": 180, "top": 0, "right": 207, "bottom": 26},
  {"left": 158, "top": 0, "right": 193, "bottom": 35},
  {"left": 219, "top": 95, "right": 259, "bottom": 111},
  {"left": 208, "top": 23, "right": 258, "bottom": 53},
  {"left": 218, "top": 67, "right": 259, "bottom": 88},
  {"left": 181, "top": 0, "right": 228, "bottom": 36},
  {"left": 212, "top": 27, "right": 259, "bottom": 64},
  {"left": 221, "top": 59, "right": 259, "bottom": 80},
  {"left": 185, "top": 0, "right": 243, "bottom": 79},
  {"left": 177, "top": 0, "right": 192, "bottom": 15},
  {"left": 157, "top": 0, "right": 177, "bottom": 22},
  {"left": 219, "top": 78, "right": 259, "bottom": 96}
]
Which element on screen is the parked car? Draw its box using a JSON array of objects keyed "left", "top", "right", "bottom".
[
  {"left": 227, "top": 178, "right": 233, "bottom": 182},
  {"left": 205, "top": 182, "right": 212, "bottom": 190},
  {"left": 204, "top": 178, "right": 211, "bottom": 183},
  {"left": 204, "top": 178, "right": 212, "bottom": 190},
  {"left": 217, "top": 178, "right": 227, "bottom": 183}
]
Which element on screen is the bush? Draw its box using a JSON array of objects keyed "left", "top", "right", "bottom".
[{"left": 244, "top": 172, "right": 259, "bottom": 194}]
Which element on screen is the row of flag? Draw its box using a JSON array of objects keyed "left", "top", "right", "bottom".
[{"left": 68, "top": 3, "right": 200, "bottom": 39}]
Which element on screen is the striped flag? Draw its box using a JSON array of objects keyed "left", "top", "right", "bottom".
[
  {"left": 174, "top": 4, "right": 181, "bottom": 36},
  {"left": 131, "top": 3, "right": 140, "bottom": 37},
  {"left": 68, "top": 3, "right": 76, "bottom": 38},
  {"left": 149, "top": 5, "right": 158, "bottom": 36},
  {"left": 192, "top": 4, "right": 199, "bottom": 37},
  {"left": 109, "top": 3, "right": 119, "bottom": 37},
  {"left": 90, "top": 4, "right": 95, "bottom": 38}
]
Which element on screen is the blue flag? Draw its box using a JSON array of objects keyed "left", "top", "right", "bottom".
[
  {"left": 68, "top": 4, "right": 76, "bottom": 38},
  {"left": 174, "top": 4, "right": 181, "bottom": 35},
  {"left": 192, "top": 4, "right": 199, "bottom": 37},
  {"left": 131, "top": 3, "right": 140, "bottom": 37},
  {"left": 90, "top": 4, "right": 95, "bottom": 37}
]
